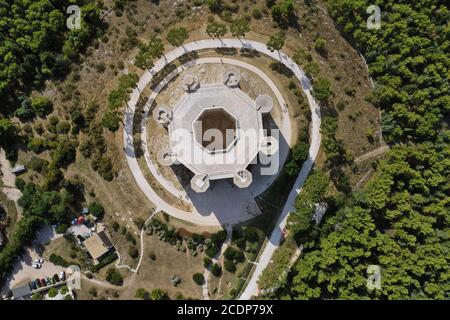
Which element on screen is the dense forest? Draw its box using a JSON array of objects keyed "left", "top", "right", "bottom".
[
  {"left": 283, "top": 0, "right": 449, "bottom": 299},
  {"left": 0, "top": 0, "right": 103, "bottom": 282},
  {"left": 0, "top": 0, "right": 102, "bottom": 115}
]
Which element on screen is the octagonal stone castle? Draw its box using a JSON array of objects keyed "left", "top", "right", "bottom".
[{"left": 153, "top": 69, "right": 278, "bottom": 193}]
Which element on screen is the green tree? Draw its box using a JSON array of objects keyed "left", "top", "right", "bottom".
[
  {"left": 150, "top": 288, "right": 168, "bottom": 300},
  {"left": 312, "top": 78, "right": 331, "bottom": 102},
  {"left": 267, "top": 32, "right": 286, "bottom": 52},
  {"left": 101, "top": 111, "right": 121, "bottom": 132},
  {"left": 167, "top": 27, "right": 189, "bottom": 47},
  {"left": 206, "top": 21, "right": 228, "bottom": 39},
  {"left": 31, "top": 96, "right": 53, "bottom": 117},
  {"left": 88, "top": 202, "right": 105, "bottom": 219},
  {"left": 230, "top": 18, "right": 250, "bottom": 38},
  {"left": 192, "top": 273, "right": 205, "bottom": 285}
]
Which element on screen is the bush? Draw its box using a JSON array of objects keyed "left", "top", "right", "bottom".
[
  {"left": 125, "top": 231, "right": 136, "bottom": 245},
  {"left": 31, "top": 96, "right": 53, "bottom": 117},
  {"left": 224, "top": 260, "right": 236, "bottom": 273},
  {"left": 128, "top": 246, "right": 139, "bottom": 259},
  {"left": 15, "top": 177, "right": 26, "bottom": 191},
  {"left": 192, "top": 273, "right": 205, "bottom": 285},
  {"left": 205, "top": 245, "right": 220, "bottom": 258},
  {"left": 88, "top": 202, "right": 105, "bottom": 219},
  {"left": 224, "top": 247, "right": 245, "bottom": 263},
  {"left": 135, "top": 288, "right": 149, "bottom": 300},
  {"left": 148, "top": 251, "right": 156, "bottom": 261},
  {"left": 312, "top": 78, "right": 332, "bottom": 102},
  {"left": 134, "top": 217, "right": 145, "bottom": 229},
  {"left": 243, "top": 227, "right": 260, "bottom": 243},
  {"left": 49, "top": 253, "right": 69, "bottom": 267},
  {"left": 203, "top": 257, "right": 212, "bottom": 268},
  {"left": 150, "top": 288, "right": 167, "bottom": 300},
  {"left": 106, "top": 268, "right": 123, "bottom": 286},
  {"left": 314, "top": 37, "right": 327, "bottom": 56},
  {"left": 252, "top": 7, "right": 262, "bottom": 19},
  {"left": 112, "top": 221, "right": 120, "bottom": 232},
  {"left": 211, "top": 263, "right": 222, "bottom": 277},
  {"left": 48, "top": 288, "right": 58, "bottom": 298}
]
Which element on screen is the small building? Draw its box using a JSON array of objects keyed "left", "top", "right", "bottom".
[
  {"left": 11, "top": 284, "right": 32, "bottom": 299},
  {"left": 83, "top": 231, "right": 114, "bottom": 265},
  {"left": 11, "top": 164, "right": 26, "bottom": 175}
]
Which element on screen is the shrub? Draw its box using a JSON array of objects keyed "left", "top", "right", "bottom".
[
  {"left": 106, "top": 268, "right": 123, "bottom": 286},
  {"left": 135, "top": 288, "right": 149, "bottom": 300},
  {"left": 192, "top": 273, "right": 205, "bottom": 285},
  {"left": 128, "top": 246, "right": 139, "bottom": 259},
  {"left": 60, "top": 286, "right": 68, "bottom": 295},
  {"left": 243, "top": 227, "right": 260, "bottom": 243},
  {"left": 48, "top": 288, "right": 58, "bottom": 298},
  {"left": 88, "top": 202, "right": 105, "bottom": 219},
  {"left": 148, "top": 251, "right": 156, "bottom": 261},
  {"left": 211, "top": 263, "right": 222, "bottom": 277},
  {"left": 134, "top": 217, "right": 145, "bottom": 229},
  {"left": 31, "top": 96, "right": 53, "bottom": 117},
  {"left": 150, "top": 288, "right": 167, "bottom": 300},
  {"left": 312, "top": 78, "right": 332, "bottom": 102},
  {"left": 252, "top": 7, "right": 262, "bottom": 19},
  {"left": 56, "top": 121, "right": 71, "bottom": 134},
  {"left": 15, "top": 177, "right": 26, "bottom": 191},
  {"left": 314, "top": 37, "right": 327, "bottom": 56},
  {"left": 203, "top": 257, "right": 212, "bottom": 268},
  {"left": 112, "top": 221, "right": 120, "bottom": 232},
  {"left": 224, "top": 260, "right": 236, "bottom": 273},
  {"left": 205, "top": 245, "right": 220, "bottom": 258},
  {"left": 49, "top": 253, "right": 69, "bottom": 267},
  {"left": 125, "top": 232, "right": 136, "bottom": 245}
]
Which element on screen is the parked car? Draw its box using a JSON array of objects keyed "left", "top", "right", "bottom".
[
  {"left": 34, "top": 258, "right": 44, "bottom": 264},
  {"left": 35, "top": 279, "right": 42, "bottom": 288},
  {"left": 29, "top": 281, "right": 37, "bottom": 290},
  {"left": 46, "top": 277, "right": 52, "bottom": 285},
  {"left": 53, "top": 274, "right": 60, "bottom": 282},
  {"left": 32, "top": 263, "right": 41, "bottom": 269},
  {"left": 59, "top": 271, "right": 66, "bottom": 281},
  {"left": 40, "top": 279, "right": 46, "bottom": 287}
]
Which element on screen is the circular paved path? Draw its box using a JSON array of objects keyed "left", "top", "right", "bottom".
[
  {"left": 124, "top": 39, "right": 320, "bottom": 227},
  {"left": 123, "top": 39, "right": 322, "bottom": 299},
  {"left": 140, "top": 57, "right": 292, "bottom": 207}
]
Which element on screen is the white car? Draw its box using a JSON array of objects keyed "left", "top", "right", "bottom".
[
  {"left": 35, "top": 258, "right": 44, "bottom": 264},
  {"left": 32, "top": 263, "right": 41, "bottom": 269}
]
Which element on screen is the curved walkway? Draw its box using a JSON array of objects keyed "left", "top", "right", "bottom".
[
  {"left": 202, "top": 226, "right": 232, "bottom": 300},
  {"left": 115, "top": 212, "right": 156, "bottom": 273},
  {"left": 124, "top": 38, "right": 320, "bottom": 227},
  {"left": 140, "top": 57, "right": 292, "bottom": 204}
]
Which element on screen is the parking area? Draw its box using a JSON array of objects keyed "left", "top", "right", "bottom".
[{"left": 1, "top": 225, "right": 64, "bottom": 296}]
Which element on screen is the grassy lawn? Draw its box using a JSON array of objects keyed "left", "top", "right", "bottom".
[
  {"left": 118, "top": 232, "right": 204, "bottom": 300},
  {"left": 43, "top": 237, "right": 89, "bottom": 269}
]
